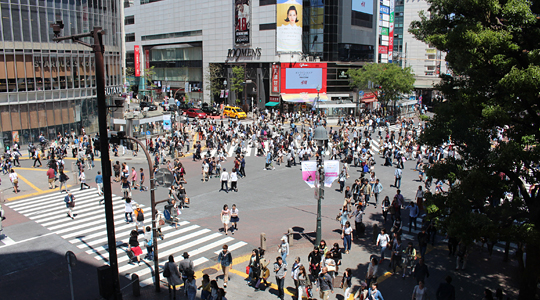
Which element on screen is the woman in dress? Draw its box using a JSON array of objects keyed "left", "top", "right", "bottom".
[
  {"left": 221, "top": 204, "right": 231, "bottom": 235},
  {"left": 164, "top": 255, "right": 182, "bottom": 299},
  {"left": 230, "top": 204, "right": 239, "bottom": 233}
]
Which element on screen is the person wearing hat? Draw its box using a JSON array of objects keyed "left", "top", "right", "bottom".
[
  {"left": 178, "top": 252, "right": 194, "bottom": 294},
  {"left": 277, "top": 236, "right": 290, "bottom": 265}
]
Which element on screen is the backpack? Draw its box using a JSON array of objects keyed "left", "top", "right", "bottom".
[{"left": 136, "top": 209, "right": 144, "bottom": 221}]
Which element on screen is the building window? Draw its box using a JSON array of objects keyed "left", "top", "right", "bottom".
[
  {"left": 351, "top": 11, "right": 373, "bottom": 28},
  {"left": 125, "top": 33, "right": 135, "bottom": 42},
  {"left": 260, "top": 0, "right": 276, "bottom": 6},
  {"left": 141, "top": 30, "right": 202, "bottom": 41},
  {"left": 124, "top": 0, "right": 134, "bottom": 7},
  {"left": 125, "top": 15, "right": 135, "bottom": 25},
  {"left": 259, "top": 23, "right": 276, "bottom": 31}
]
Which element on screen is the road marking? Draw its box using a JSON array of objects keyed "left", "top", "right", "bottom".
[
  {"left": 16, "top": 174, "right": 43, "bottom": 193},
  {"left": 0, "top": 232, "right": 54, "bottom": 249},
  {"left": 6, "top": 184, "right": 76, "bottom": 201},
  {"left": 214, "top": 241, "right": 247, "bottom": 254},
  {"left": 14, "top": 167, "right": 48, "bottom": 172}
]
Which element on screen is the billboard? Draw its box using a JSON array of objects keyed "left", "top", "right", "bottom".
[
  {"left": 388, "top": 0, "right": 395, "bottom": 62},
  {"left": 280, "top": 62, "right": 327, "bottom": 93},
  {"left": 352, "top": 0, "right": 373, "bottom": 15},
  {"left": 134, "top": 45, "right": 140, "bottom": 77},
  {"left": 235, "top": 0, "right": 251, "bottom": 45},
  {"left": 276, "top": 0, "right": 303, "bottom": 52}
]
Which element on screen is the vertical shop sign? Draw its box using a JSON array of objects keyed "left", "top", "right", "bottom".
[
  {"left": 145, "top": 50, "right": 150, "bottom": 69},
  {"left": 388, "top": 0, "right": 395, "bottom": 63},
  {"left": 134, "top": 45, "right": 140, "bottom": 77},
  {"left": 271, "top": 64, "right": 280, "bottom": 94}
]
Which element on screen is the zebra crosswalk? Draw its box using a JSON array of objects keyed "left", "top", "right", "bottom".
[{"left": 5, "top": 188, "right": 249, "bottom": 286}]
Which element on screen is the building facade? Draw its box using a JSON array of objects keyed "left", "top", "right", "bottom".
[
  {"left": 402, "top": 0, "right": 447, "bottom": 97},
  {"left": 124, "top": 0, "right": 381, "bottom": 115},
  {"left": 0, "top": 0, "right": 123, "bottom": 148}
]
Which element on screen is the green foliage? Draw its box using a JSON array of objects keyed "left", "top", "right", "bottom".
[
  {"left": 204, "top": 63, "right": 225, "bottom": 98},
  {"left": 346, "top": 63, "right": 415, "bottom": 111},
  {"left": 410, "top": 0, "right": 540, "bottom": 297},
  {"left": 231, "top": 66, "right": 245, "bottom": 102},
  {"left": 419, "top": 114, "right": 430, "bottom": 121}
]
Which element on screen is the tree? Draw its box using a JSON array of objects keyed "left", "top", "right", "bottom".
[
  {"left": 409, "top": 1, "right": 540, "bottom": 298},
  {"left": 346, "top": 63, "right": 415, "bottom": 114},
  {"left": 204, "top": 63, "right": 225, "bottom": 100},
  {"left": 231, "top": 66, "right": 245, "bottom": 104}
]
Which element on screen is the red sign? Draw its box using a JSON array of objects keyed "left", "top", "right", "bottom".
[
  {"left": 271, "top": 64, "right": 280, "bottom": 94},
  {"left": 145, "top": 50, "right": 150, "bottom": 69},
  {"left": 378, "top": 45, "right": 388, "bottom": 54},
  {"left": 280, "top": 62, "right": 327, "bottom": 94},
  {"left": 134, "top": 45, "right": 140, "bottom": 77},
  {"left": 269, "top": 96, "right": 280, "bottom": 102},
  {"left": 388, "top": 33, "right": 394, "bottom": 56}
]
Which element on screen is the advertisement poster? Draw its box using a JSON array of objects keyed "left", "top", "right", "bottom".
[
  {"left": 388, "top": 0, "right": 395, "bottom": 62},
  {"left": 134, "top": 45, "right": 140, "bottom": 77},
  {"left": 352, "top": 0, "right": 374, "bottom": 15},
  {"left": 235, "top": 0, "right": 251, "bottom": 45},
  {"left": 301, "top": 161, "right": 317, "bottom": 188},
  {"left": 12, "top": 131, "right": 19, "bottom": 143},
  {"left": 276, "top": 0, "right": 303, "bottom": 52},
  {"left": 324, "top": 160, "right": 339, "bottom": 187},
  {"left": 285, "top": 68, "right": 323, "bottom": 90},
  {"left": 163, "top": 114, "right": 171, "bottom": 131}
]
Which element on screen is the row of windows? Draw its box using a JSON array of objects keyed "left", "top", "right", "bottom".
[
  {"left": 141, "top": 30, "right": 202, "bottom": 41},
  {"left": 0, "top": 3, "right": 120, "bottom": 47}
]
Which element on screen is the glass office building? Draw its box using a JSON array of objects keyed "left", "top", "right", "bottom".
[{"left": 0, "top": 0, "right": 123, "bottom": 148}]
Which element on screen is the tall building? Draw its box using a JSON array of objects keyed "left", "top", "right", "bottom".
[
  {"left": 392, "top": 0, "right": 404, "bottom": 66},
  {"left": 0, "top": 0, "right": 123, "bottom": 148},
  {"left": 124, "top": 0, "right": 380, "bottom": 115},
  {"left": 402, "top": 0, "right": 446, "bottom": 100}
]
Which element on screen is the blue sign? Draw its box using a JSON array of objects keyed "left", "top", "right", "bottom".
[
  {"left": 352, "top": 0, "right": 374, "bottom": 15},
  {"left": 146, "top": 131, "right": 151, "bottom": 135},
  {"left": 380, "top": 5, "right": 390, "bottom": 15},
  {"left": 359, "top": 90, "right": 365, "bottom": 97}
]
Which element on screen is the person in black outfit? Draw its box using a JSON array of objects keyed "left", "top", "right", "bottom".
[{"left": 436, "top": 275, "right": 456, "bottom": 300}]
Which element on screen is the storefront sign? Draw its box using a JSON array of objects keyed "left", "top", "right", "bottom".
[
  {"left": 145, "top": 50, "right": 150, "bottom": 69},
  {"left": 134, "top": 45, "right": 140, "bottom": 77},
  {"left": 271, "top": 64, "right": 280, "bottom": 94},
  {"left": 269, "top": 96, "right": 280, "bottom": 102},
  {"left": 227, "top": 47, "right": 262, "bottom": 60},
  {"left": 106, "top": 86, "right": 123, "bottom": 96},
  {"left": 378, "top": 45, "right": 388, "bottom": 54},
  {"left": 235, "top": 0, "right": 251, "bottom": 45}
]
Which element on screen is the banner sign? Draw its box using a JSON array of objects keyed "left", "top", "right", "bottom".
[
  {"left": 388, "top": 0, "right": 395, "bottom": 62},
  {"left": 235, "top": 0, "right": 251, "bottom": 45},
  {"left": 378, "top": 45, "right": 388, "bottom": 54},
  {"left": 323, "top": 160, "right": 339, "bottom": 187},
  {"left": 302, "top": 161, "right": 318, "bottom": 188},
  {"left": 276, "top": 0, "right": 303, "bottom": 52},
  {"left": 163, "top": 114, "right": 171, "bottom": 130},
  {"left": 134, "top": 45, "right": 140, "bottom": 77},
  {"left": 380, "top": 5, "right": 390, "bottom": 14},
  {"left": 271, "top": 64, "right": 280, "bottom": 94},
  {"left": 381, "top": 27, "right": 389, "bottom": 36}
]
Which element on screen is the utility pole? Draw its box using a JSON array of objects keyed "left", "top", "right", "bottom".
[{"left": 52, "top": 23, "right": 122, "bottom": 299}]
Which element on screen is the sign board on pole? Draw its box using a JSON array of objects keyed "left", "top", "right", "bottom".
[{"left": 358, "top": 90, "right": 365, "bottom": 97}]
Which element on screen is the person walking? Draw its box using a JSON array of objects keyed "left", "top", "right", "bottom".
[
  {"left": 139, "top": 168, "right": 146, "bottom": 191},
  {"left": 221, "top": 204, "right": 231, "bottom": 235},
  {"left": 412, "top": 280, "right": 429, "bottom": 300},
  {"left": 394, "top": 166, "right": 402, "bottom": 188},
  {"left": 128, "top": 229, "right": 142, "bottom": 265},
  {"left": 368, "top": 282, "right": 384, "bottom": 300},
  {"left": 382, "top": 196, "right": 391, "bottom": 223},
  {"left": 416, "top": 186, "right": 425, "bottom": 211},
  {"left": 274, "top": 256, "right": 287, "bottom": 300},
  {"left": 230, "top": 169, "right": 238, "bottom": 192},
  {"left": 340, "top": 268, "right": 352, "bottom": 300},
  {"left": 185, "top": 274, "right": 197, "bottom": 300},
  {"left": 219, "top": 168, "right": 229, "bottom": 193},
  {"left": 316, "top": 266, "right": 333, "bottom": 300},
  {"left": 405, "top": 201, "right": 420, "bottom": 233},
  {"left": 436, "top": 276, "right": 455, "bottom": 300},
  {"left": 413, "top": 258, "right": 430, "bottom": 284},
  {"left": 278, "top": 236, "right": 290, "bottom": 265},
  {"left": 164, "top": 255, "right": 182, "bottom": 300},
  {"left": 79, "top": 170, "right": 89, "bottom": 190},
  {"left": 9, "top": 169, "right": 18, "bottom": 194},
  {"left": 134, "top": 204, "right": 144, "bottom": 232},
  {"left": 46, "top": 167, "right": 56, "bottom": 189},
  {"left": 372, "top": 179, "right": 383, "bottom": 208},
  {"left": 342, "top": 221, "right": 353, "bottom": 254},
  {"left": 218, "top": 244, "right": 232, "bottom": 287},
  {"left": 390, "top": 237, "right": 403, "bottom": 275},
  {"left": 64, "top": 192, "right": 75, "bottom": 219},
  {"left": 366, "top": 257, "right": 379, "bottom": 288},
  {"left": 230, "top": 204, "right": 239, "bottom": 234},
  {"left": 95, "top": 171, "right": 104, "bottom": 198},
  {"left": 403, "top": 242, "right": 417, "bottom": 277},
  {"left": 59, "top": 169, "right": 69, "bottom": 193},
  {"left": 353, "top": 205, "right": 365, "bottom": 239},
  {"left": 179, "top": 252, "right": 195, "bottom": 294},
  {"left": 143, "top": 226, "right": 153, "bottom": 261},
  {"left": 297, "top": 265, "right": 312, "bottom": 300},
  {"left": 33, "top": 150, "right": 42, "bottom": 167},
  {"left": 418, "top": 227, "right": 429, "bottom": 258},
  {"left": 376, "top": 228, "right": 390, "bottom": 262},
  {"left": 124, "top": 198, "right": 134, "bottom": 223}
]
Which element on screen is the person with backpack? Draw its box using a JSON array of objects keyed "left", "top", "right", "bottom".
[
  {"left": 144, "top": 226, "right": 153, "bottom": 261},
  {"left": 163, "top": 255, "right": 182, "bottom": 300},
  {"left": 134, "top": 204, "right": 144, "bottom": 232},
  {"left": 178, "top": 252, "right": 195, "bottom": 295},
  {"left": 33, "top": 150, "right": 42, "bottom": 168}
]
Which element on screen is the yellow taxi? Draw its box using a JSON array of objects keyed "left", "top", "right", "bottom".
[{"left": 223, "top": 105, "right": 247, "bottom": 119}]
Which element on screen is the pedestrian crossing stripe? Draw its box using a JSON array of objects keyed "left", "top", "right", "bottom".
[{"left": 5, "top": 188, "right": 249, "bottom": 284}]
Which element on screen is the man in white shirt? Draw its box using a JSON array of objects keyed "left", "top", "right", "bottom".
[
  {"left": 219, "top": 168, "right": 229, "bottom": 193},
  {"left": 394, "top": 167, "right": 403, "bottom": 188}
]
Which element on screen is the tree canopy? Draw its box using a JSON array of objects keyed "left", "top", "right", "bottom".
[
  {"left": 409, "top": 0, "right": 540, "bottom": 298},
  {"left": 231, "top": 66, "right": 245, "bottom": 104},
  {"left": 346, "top": 63, "right": 415, "bottom": 113}
]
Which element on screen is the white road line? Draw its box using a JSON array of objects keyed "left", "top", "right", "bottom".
[
  {"left": 7, "top": 188, "right": 97, "bottom": 208},
  {"left": 188, "top": 237, "right": 234, "bottom": 257},
  {"left": 213, "top": 241, "right": 247, "bottom": 254}
]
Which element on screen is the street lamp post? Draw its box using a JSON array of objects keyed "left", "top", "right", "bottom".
[
  {"left": 223, "top": 80, "right": 228, "bottom": 105},
  {"left": 245, "top": 79, "right": 258, "bottom": 116},
  {"left": 313, "top": 126, "right": 328, "bottom": 245},
  {"left": 52, "top": 24, "right": 123, "bottom": 299},
  {"left": 316, "top": 85, "right": 321, "bottom": 116}
]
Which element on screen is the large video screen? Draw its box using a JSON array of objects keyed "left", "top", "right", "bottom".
[
  {"left": 285, "top": 68, "right": 323, "bottom": 90},
  {"left": 352, "top": 0, "right": 373, "bottom": 15},
  {"left": 276, "top": 0, "right": 303, "bottom": 52}
]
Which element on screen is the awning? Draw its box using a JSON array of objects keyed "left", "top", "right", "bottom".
[
  {"left": 265, "top": 102, "right": 280, "bottom": 107},
  {"left": 281, "top": 93, "right": 329, "bottom": 103},
  {"left": 362, "top": 98, "right": 377, "bottom": 103},
  {"left": 317, "top": 103, "right": 357, "bottom": 108}
]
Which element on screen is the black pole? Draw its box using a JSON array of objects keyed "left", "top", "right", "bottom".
[{"left": 93, "top": 27, "right": 123, "bottom": 299}]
